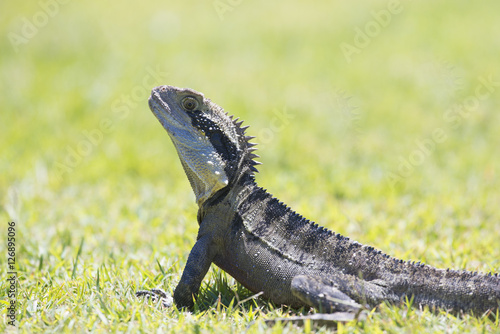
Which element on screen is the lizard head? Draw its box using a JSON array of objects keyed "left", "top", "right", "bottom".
[{"left": 148, "top": 85, "right": 259, "bottom": 206}]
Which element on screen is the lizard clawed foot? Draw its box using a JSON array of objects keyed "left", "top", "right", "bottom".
[
  {"left": 136, "top": 288, "right": 173, "bottom": 308},
  {"left": 291, "top": 275, "right": 365, "bottom": 313}
]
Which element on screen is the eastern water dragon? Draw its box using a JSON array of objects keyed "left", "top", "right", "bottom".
[{"left": 136, "top": 85, "right": 500, "bottom": 317}]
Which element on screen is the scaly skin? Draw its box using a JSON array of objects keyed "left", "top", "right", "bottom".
[{"left": 137, "top": 85, "right": 500, "bottom": 316}]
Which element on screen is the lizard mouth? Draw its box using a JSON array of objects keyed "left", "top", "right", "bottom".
[
  {"left": 148, "top": 86, "right": 214, "bottom": 155},
  {"left": 149, "top": 87, "right": 175, "bottom": 126},
  {"left": 148, "top": 86, "right": 191, "bottom": 138}
]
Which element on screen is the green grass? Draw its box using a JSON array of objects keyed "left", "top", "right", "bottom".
[{"left": 1, "top": 0, "right": 500, "bottom": 332}]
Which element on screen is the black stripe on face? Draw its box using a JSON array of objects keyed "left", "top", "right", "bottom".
[{"left": 187, "top": 110, "right": 238, "bottom": 163}]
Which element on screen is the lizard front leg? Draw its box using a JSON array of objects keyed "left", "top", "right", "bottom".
[
  {"left": 173, "top": 233, "right": 218, "bottom": 308},
  {"left": 137, "top": 233, "right": 217, "bottom": 310}
]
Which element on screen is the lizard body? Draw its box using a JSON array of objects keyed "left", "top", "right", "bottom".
[{"left": 137, "top": 85, "right": 500, "bottom": 316}]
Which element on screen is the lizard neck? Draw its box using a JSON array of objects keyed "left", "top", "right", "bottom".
[{"left": 197, "top": 171, "right": 256, "bottom": 225}]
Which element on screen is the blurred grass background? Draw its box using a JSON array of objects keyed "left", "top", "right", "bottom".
[{"left": 1, "top": 0, "right": 500, "bottom": 332}]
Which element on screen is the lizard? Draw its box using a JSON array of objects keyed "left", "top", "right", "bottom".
[{"left": 136, "top": 85, "right": 500, "bottom": 317}]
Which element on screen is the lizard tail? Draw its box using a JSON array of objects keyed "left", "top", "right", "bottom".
[{"left": 383, "top": 262, "right": 500, "bottom": 315}]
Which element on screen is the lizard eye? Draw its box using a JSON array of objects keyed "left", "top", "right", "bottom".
[{"left": 181, "top": 97, "right": 198, "bottom": 111}]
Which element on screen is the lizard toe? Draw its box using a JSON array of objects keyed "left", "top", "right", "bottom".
[{"left": 136, "top": 288, "right": 173, "bottom": 308}]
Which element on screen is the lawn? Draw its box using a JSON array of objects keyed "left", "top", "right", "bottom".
[{"left": 1, "top": 0, "right": 500, "bottom": 332}]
